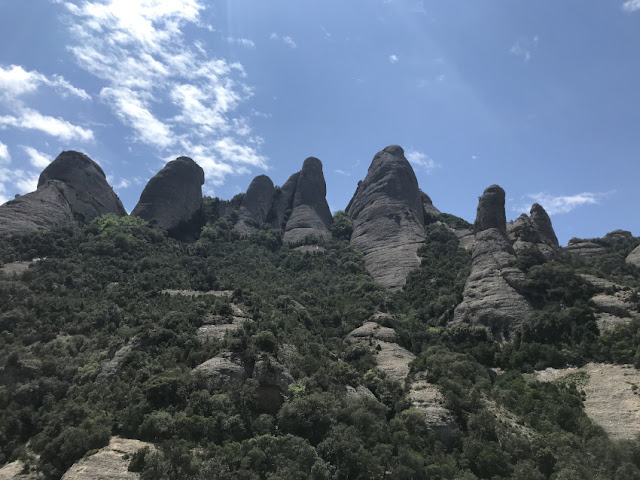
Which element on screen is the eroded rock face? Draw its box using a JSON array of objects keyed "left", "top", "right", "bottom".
[
  {"left": 507, "top": 203, "right": 558, "bottom": 258},
  {"left": 131, "top": 157, "right": 204, "bottom": 234},
  {"left": 346, "top": 145, "right": 426, "bottom": 290},
  {"left": 61, "top": 437, "right": 154, "bottom": 480},
  {"left": 268, "top": 172, "right": 299, "bottom": 229},
  {"left": 565, "top": 238, "right": 606, "bottom": 257},
  {"left": 234, "top": 175, "right": 275, "bottom": 236},
  {"left": 454, "top": 185, "right": 533, "bottom": 340},
  {"left": 0, "top": 151, "right": 126, "bottom": 234},
  {"left": 283, "top": 157, "right": 332, "bottom": 243},
  {"left": 474, "top": 185, "right": 506, "bottom": 234}
]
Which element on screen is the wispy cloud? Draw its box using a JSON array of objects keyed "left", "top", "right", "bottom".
[
  {"left": 59, "top": 0, "right": 267, "bottom": 188},
  {"left": 509, "top": 36, "right": 539, "bottom": 62},
  {"left": 515, "top": 191, "right": 611, "bottom": 215},
  {"left": 406, "top": 149, "right": 440, "bottom": 173},
  {"left": 334, "top": 169, "right": 350, "bottom": 176},
  {"left": 0, "top": 141, "right": 9, "bottom": 163},
  {"left": 389, "top": 54, "right": 399, "bottom": 64},
  {"left": 270, "top": 33, "right": 297, "bottom": 48},
  {"left": 227, "top": 37, "right": 255, "bottom": 48},
  {"left": 21, "top": 146, "right": 51, "bottom": 168},
  {"left": 0, "top": 109, "right": 94, "bottom": 142},
  {"left": 0, "top": 64, "right": 90, "bottom": 101},
  {"left": 622, "top": 0, "right": 640, "bottom": 11}
]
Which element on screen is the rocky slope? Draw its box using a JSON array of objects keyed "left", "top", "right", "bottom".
[
  {"left": 233, "top": 175, "right": 275, "bottom": 236},
  {"left": 0, "top": 151, "right": 126, "bottom": 234},
  {"left": 131, "top": 157, "right": 204, "bottom": 235},
  {"left": 453, "top": 185, "right": 533, "bottom": 340},
  {"left": 507, "top": 203, "right": 558, "bottom": 258},
  {"left": 346, "top": 145, "right": 427, "bottom": 290}
]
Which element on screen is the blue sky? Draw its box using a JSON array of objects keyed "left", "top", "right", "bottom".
[{"left": 0, "top": 0, "right": 639, "bottom": 245}]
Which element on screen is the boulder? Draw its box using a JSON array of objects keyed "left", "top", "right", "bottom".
[
  {"left": 234, "top": 175, "right": 274, "bottom": 236},
  {"left": 346, "top": 145, "right": 426, "bottom": 290},
  {"left": 0, "top": 151, "right": 126, "bottom": 234},
  {"left": 626, "top": 245, "right": 640, "bottom": 269},
  {"left": 131, "top": 157, "right": 204, "bottom": 235},
  {"left": 283, "top": 157, "right": 332, "bottom": 243},
  {"left": 193, "top": 352, "right": 248, "bottom": 387},
  {"left": 530, "top": 203, "right": 559, "bottom": 246},
  {"left": 453, "top": 185, "right": 533, "bottom": 340}
]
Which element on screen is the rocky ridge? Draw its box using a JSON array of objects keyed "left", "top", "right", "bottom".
[{"left": 0, "top": 151, "right": 126, "bottom": 234}]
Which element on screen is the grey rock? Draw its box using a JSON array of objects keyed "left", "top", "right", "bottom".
[
  {"left": 268, "top": 172, "right": 299, "bottom": 229},
  {"left": 454, "top": 186, "right": 533, "bottom": 340},
  {"left": 474, "top": 185, "right": 506, "bottom": 234},
  {"left": 283, "top": 157, "right": 332, "bottom": 243},
  {"left": 0, "top": 151, "right": 126, "bottom": 234},
  {"left": 234, "top": 175, "right": 274, "bottom": 236},
  {"left": 193, "top": 352, "right": 248, "bottom": 387},
  {"left": 131, "top": 157, "right": 204, "bottom": 233},
  {"left": 346, "top": 145, "right": 426, "bottom": 290},
  {"left": 345, "top": 322, "right": 397, "bottom": 343},
  {"left": 96, "top": 339, "right": 140, "bottom": 381},
  {"left": 530, "top": 203, "right": 559, "bottom": 246},
  {"left": 565, "top": 238, "right": 606, "bottom": 257},
  {"left": 409, "top": 378, "right": 456, "bottom": 442},
  {"left": 253, "top": 355, "right": 294, "bottom": 392},
  {"left": 421, "top": 190, "right": 441, "bottom": 218},
  {"left": 605, "top": 229, "right": 633, "bottom": 240},
  {"left": 346, "top": 384, "right": 376, "bottom": 400},
  {"left": 627, "top": 246, "right": 640, "bottom": 268}
]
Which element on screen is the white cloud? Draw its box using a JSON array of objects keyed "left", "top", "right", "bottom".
[
  {"left": 389, "top": 54, "right": 399, "bottom": 64},
  {"left": 270, "top": 33, "right": 297, "bottom": 48},
  {"left": 21, "top": 146, "right": 52, "bottom": 168},
  {"left": 0, "top": 109, "right": 94, "bottom": 142},
  {"left": 14, "top": 170, "right": 39, "bottom": 194},
  {"left": 406, "top": 149, "right": 440, "bottom": 173},
  {"left": 60, "top": 0, "right": 266, "bottom": 186},
  {"left": 515, "top": 192, "right": 608, "bottom": 215},
  {"left": 623, "top": 0, "right": 640, "bottom": 11},
  {"left": 227, "top": 37, "right": 255, "bottom": 48},
  {"left": 0, "top": 64, "right": 90, "bottom": 100},
  {"left": 334, "top": 169, "right": 350, "bottom": 176},
  {"left": 509, "top": 36, "right": 539, "bottom": 62},
  {"left": 0, "top": 142, "right": 9, "bottom": 163}
]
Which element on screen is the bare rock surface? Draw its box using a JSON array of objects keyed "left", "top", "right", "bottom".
[
  {"left": 534, "top": 363, "right": 640, "bottom": 441},
  {"left": 131, "top": 157, "right": 204, "bottom": 233},
  {"left": 196, "top": 317, "right": 250, "bottom": 342},
  {"left": 565, "top": 238, "right": 606, "bottom": 257},
  {"left": 268, "top": 172, "right": 299, "bottom": 229},
  {"left": 530, "top": 203, "right": 559, "bottom": 246},
  {"left": 627, "top": 245, "right": 640, "bottom": 269},
  {"left": 293, "top": 245, "right": 326, "bottom": 254},
  {"left": 0, "top": 151, "right": 126, "bottom": 234},
  {"left": 346, "top": 145, "right": 426, "bottom": 290},
  {"left": 0, "top": 460, "right": 41, "bottom": 480},
  {"left": 161, "top": 289, "right": 233, "bottom": 298},
  {"left": 345, "top": 322, "right": 397, "bottom": 343},
  {"left": 409, "top": 379, "right": 456, "bottom": 437},
  {"left": 453, "top": 229, "right": 533, "bottom": 341},
  {"left": 346, "top": 384, "right": 376, "bottom": 400},
  {"left": 0, "top": 260, "right": 40, "bottom": 276},
  {"left": 508, "top": 204, "right": 558, "bottom": 259},
  {"left": 421, "top": 191, "right": 441, "bottom": 217},
  {"left": 234, "top": 175, "right": 274, "bottom": 236},
  {"left": 283, "top": 157, "right": 332, "bottom": 243},
  {"left": 61, "top": 437, "right": 154, "bottom": 480},
  {"left": 193, "top": 352, "right": 248, "bottom": 386},
  {"left": 474, "top": 185, "right": 506, "bottom": 234},
  {"left": 96, "top": 339, "right": 140, "bottom": 381}
]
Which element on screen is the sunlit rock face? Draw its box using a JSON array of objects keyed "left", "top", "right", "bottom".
[
  {"left": 346, "top": 145, "right": 426, "bottom": 290},
  {"left": 0, "top": 150, "right": 126, "bottom": 234},
  {"left": 454, "top": 184, "right": 533, "bottom": 341}
]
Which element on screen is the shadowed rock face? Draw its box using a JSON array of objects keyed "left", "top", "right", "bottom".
[
  {"left": 627, "top": 245, "right": 640, "bottom": 269},
  {"left": 0, "top": 151, "right": 126, "bottom": 234},
  {"left": 268, "top": 172, "right": 299, "bottom": 229},
  {"left": 131, "top": 157, "right": 204, "bottom": 234},
  {"left": 234, "top": 175, "right": 275, "bottom": 236},
  {"left": 507, "top": 203, "right": 558, "bottom": 258},
  {"left": 474, "top": 185, "right": 506, "bottom": 233},
  {"left": 346, "top": 145, "right": 426, "bottom": 290},
  {"left": 283, "top": 157, "right": 332, "bottom": 243},
  {"left": 421, "top": 190, "right": 441, "bottom": 218},
  {"left": 454, "top": 184, "right": 533, "bottom": 340},
  {"left": 530, "top": 203, "right": 559, "bottom": 246}
]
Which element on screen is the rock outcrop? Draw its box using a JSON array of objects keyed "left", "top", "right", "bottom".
[
  {"left": 346, "top": 145, "right": 426, "bottom": 290},
  {"left": 565, "top": 238, "right": 606, "bottom": 257},
  {"left": 627, "top": 245, "right": 640, "bottom": 269},
  {"left": 507, "top": 203, "right": 558, "bottom": 258},
  {"left": 61, "top": 437, "right": 154, "bottom": 480},
  {"left": 268, "top": 172, "right": 299, "bottom": 229},
  {"left": 0, "top": 151, "right": 126, "bottom": 234},
  {"left": 453, "top": 185, "right": 533, "bottom": 340},
  {"left": 131, "top": 157, "right": 204, "bottom": 236},
  {"left": 283, "top": 157, "right": 332, "bottom": 244},
  {"left": 234, "top": 175, "right": 275, "bottom": 236}
]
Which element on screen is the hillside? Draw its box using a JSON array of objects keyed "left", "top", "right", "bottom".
[{"left": 1, "top": 146, "right": 640, "bottom": 479}]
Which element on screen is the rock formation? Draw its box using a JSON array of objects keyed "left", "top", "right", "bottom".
[
  {"left": 627, "top": 245, "right": 640, "bottom": 269},
  {"left": 0, "top": 151, "right": 126, "bottom": 234},
  {"left": 453, "top": 185, "right": 533, "bottom": 340},
  {"left": 131, "top": 157, "right": 204, "bottom": 236},
  {"left": 565, "top": 237, "right": 606, "bottom": 257},
  {"left": 234, "top": 175, "right": 275, "bottom": 236},
  {"left": 283, "top": 157, "right": 332, "bottom": 243},
  {"left": 268, "top": 172, "right": 299, "bottom": 229},
  {"left": 507, "top": 203, "right": 558, "bottom": 258},
  {"left": 421, "top": 190, "right": 441, "bottom": 218},
  {"left": 346, "top": 145, "right": 426, "bottom": 290}
]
